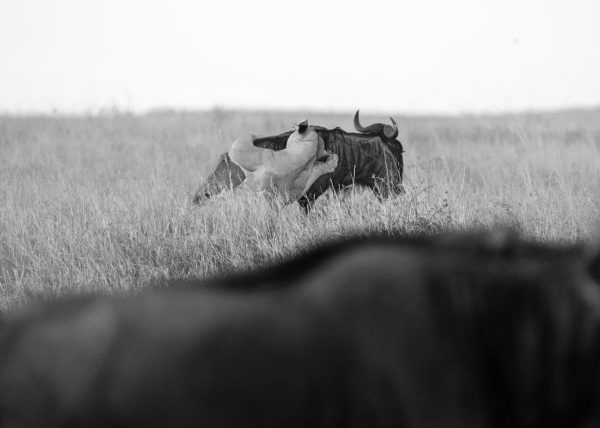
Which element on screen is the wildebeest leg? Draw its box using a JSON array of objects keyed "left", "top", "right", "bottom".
[
  {"left": 368, "top": 177, "right": 388, "bottom": 201},
  {"left": 369, "top": 173, "right": 404, "bottom": 201},
  {"left": 297, "top": 196, "right": 310, "bottom": 213},
  {"left": 297, "top": 195, "right": 316, "bottom": 214}
]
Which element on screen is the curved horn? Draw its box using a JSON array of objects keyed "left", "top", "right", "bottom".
[
  {"left": 354, "top": 110, "right": 384, "bottom": 134},
  {"left": 353, "top": 110, "right": 365, "bottom": 131},
  {"left": 383, "top": 116, "right": 399, "bottom": 140}
]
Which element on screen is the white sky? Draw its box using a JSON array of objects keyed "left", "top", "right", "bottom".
[{"left": 1, "top": 0, "right": 599, "bottom": 114}]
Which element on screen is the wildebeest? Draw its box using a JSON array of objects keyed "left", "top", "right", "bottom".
[
  {"left": 193, "top": 110, "right": 404, "bottom": 211},
  {"left": 1, "top": 231, "right": 600, "bottom": 427},
  {"left": 228, "top": 121, "right": 338, "bottom": 203}
]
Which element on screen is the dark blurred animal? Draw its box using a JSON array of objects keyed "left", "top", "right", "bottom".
[
  {"left": 1, "top": 231, "right": 600, "bottom": 427},
  {"left": 193, "top": 110, "right": 404, "bottom": 211}
]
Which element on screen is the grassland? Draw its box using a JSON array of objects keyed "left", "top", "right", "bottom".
[{"left": 0, "top": 108, "right": 598, "bottom": 310}]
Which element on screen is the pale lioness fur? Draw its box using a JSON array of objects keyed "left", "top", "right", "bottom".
[{"left": 229, "top": 124, "right": 338, "bottom": 203}]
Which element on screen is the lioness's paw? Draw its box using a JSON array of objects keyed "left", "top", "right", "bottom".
[{"left": 325, "top": 154, "right": 338, "bottom": 171}]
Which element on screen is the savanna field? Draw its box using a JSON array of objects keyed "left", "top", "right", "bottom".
[{"left": 0, "top": 109, "right": 599, "bottom": 310}]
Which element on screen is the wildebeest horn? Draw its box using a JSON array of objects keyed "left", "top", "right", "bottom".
[
  {"left": 353, "top": 110, "right": 384, "bottom": 134},
  {"left": 383, "top": 117, "right": 399, "bottom": 140},
  {"left": 298, "top": 120, "right": 308, "bottom": 134}
]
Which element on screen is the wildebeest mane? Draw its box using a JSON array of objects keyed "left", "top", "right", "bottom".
[
  {"left": 322, "top": 127, "right": 404, "bottom": 159},
  {"left": 322, "top": 128, "right": 404, "bottom": 181},
  {"left": 251, "top": 126, "right": 404, "bottom": 160}
]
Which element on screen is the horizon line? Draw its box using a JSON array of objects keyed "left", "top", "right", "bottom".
[{"left": 0, "top": 103, "right": 599, "bottom": 119}]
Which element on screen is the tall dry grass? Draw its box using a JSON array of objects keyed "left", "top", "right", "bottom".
[{"left": 0, "top": 109, "right": 599, "bottom": 310}]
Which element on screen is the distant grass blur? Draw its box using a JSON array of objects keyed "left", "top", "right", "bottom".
[{"left": 0, "top": 108, "right": 599, "bottom": 309}]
